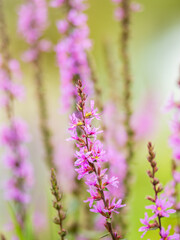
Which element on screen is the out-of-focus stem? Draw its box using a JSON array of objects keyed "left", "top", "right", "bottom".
[
  {"left": 121, "top": 0, "right": 134, "bottom": 196},
  {"left": 87, "top": 54, "right": 107, "bottom": 141},
  {"left": 103, "top": 41, "right": 119, "bottom": 105},
  {"left": 32, "top": 55, "right": 54, "bottom": 169},
  {"left": 119, "top": 0, "right": 134, "bottom": 234},
  {"left": 0, "top": 0, "right": 13, "bottom": 119},
  {"left": 0, "top": 234, "right": 6, "bottom": 240},
  {"left": 88, "top": 54, "right": 103, "bottom": 112}
]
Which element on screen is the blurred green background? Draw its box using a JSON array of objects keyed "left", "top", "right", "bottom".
[{"left": 1, "top": 0, "right": 180, "bottom": 239}]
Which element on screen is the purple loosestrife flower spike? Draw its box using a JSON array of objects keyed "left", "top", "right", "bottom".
[
  {"left": 51, "top": 0, "right": 95, "bottom": 234},
  {"left": 51, "top": 0, "right": 93, "bottom": 112},
  {"left": 68, "top": 79, "right": 126, "bottom": 240},
  {"left": 139, "top": 142, "right": 178, "bottom": 239},
  {"left": 18, "top": 0, "right": 54, "bottom": 169},
  {"left": 160, "top": 226, "right": 180, "bottom": 240},
  {"left": 0, "top": 0, "right": 34, "bottom": 230},
  {"left": 164, "top": 77, "right": 180, "bottom": 236},
  {"left": 50, "top": 168, "right": 67, "bottom": 239}
]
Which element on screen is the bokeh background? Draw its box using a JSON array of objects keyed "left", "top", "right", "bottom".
[{"left": 1, "top": 0, "right": 180, "bottom": 239}]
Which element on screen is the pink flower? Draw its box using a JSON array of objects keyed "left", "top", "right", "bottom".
[
  {"left": 18, "top": 0, "right": 48, "bottom": 44},
  {"left": 52, "top": 0, "right": 93, "bottom": 111},
  {"left": 38, "top": 40, "right": 52, "bottom": 52},
  {"left": 131, "top": 2, "right": 143, "bottom": 12},
  {"left": 160, "top": 226, "right": 180, "bottom": 240},
  {"left": 50, "top": 0, "right": 64, "bottom": 7},
  {"left": 112, "top": 0, "right": 122, "bottom": 3},
  {"left": 146, "top": 198, "right": 176, "bottom": 218},
  {"left": 22, "top": 49, "right": 38, "bottom": 62},
  {"left": 173, "top": 171, "right": 180, "bottom": 183},
  {"left": 68, "top": 81, "right": 125, "bottom": 236},
  {"left": 56, "top": 20, "right": 69, "bottom": 33},
  {"left": 33, "top": 212, "right": 47, "bottom": 231},
  {"left": 114, "top": 7, "right": 124, "bottom": 21},
  {"left": 139, "top": 213, "right": 155, "bottom": 238}
]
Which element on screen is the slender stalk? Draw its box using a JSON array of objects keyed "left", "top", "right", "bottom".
[
  {"left": 50, "top": 168, "right": 67, "bottom": 240},
  {"left": 87, "top": 54, "right": 103, "bottom": 112},
  {"left": 32, "top": 55, "right": 54, "bottom": 169},
  {"left": 120, "top": 0, "right": 134, "bottom": 198},
  {"left": 103, "top": 41, "right": 119, "bottom": 106}
]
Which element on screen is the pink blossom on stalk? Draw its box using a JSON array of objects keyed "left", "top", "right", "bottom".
[
  {"left": 18, "top": 0, "right": 47, "bottom": 44},
  {"left": 51, "top": 0, "right": 93, "bottom": 112},
  {"left": 139, "top": 143, "right": 177, "bottom": 239},
  {"left": 0, "top": 56, "right": 24, "bottom": 107},
  {"left": 160, "top": 226, "right": 180, "bottom": 240},
  {"left": 68, "top": 80, "right": 125, "bottom": 239},
  {"left": 0, "top": 54, "right": 33, "bottom": 229},
  {"left": 174, "top": 171, "right": 180, "bottom": 183},
  {"left": 146, "top": 198, "right": 175, "bottom": 218},
  {"left": 111, "top": 0, "right": 142, "bottom": 21},
  {"left": 139, "top": 213, "right": 155, "bottom": 238},
  {"left": 50, "top": 0, "right": 64, "bottom": 7},
  {"left": 32, "top": 212, "right": 47, "bottom": 232},
  {"left": 162, "top": 181, "right": 176, "bottom": 205},
  {"left": 114, "top": 8, "right": 124, "bottom": 21},
  {"left": 0, "top": 119, "right": 34, "bottom": 204},
  {"left": 130, "top": 2, "right": 142, "bottom": 12},
  {"left": 18, "top": 0, "right": 51, "bottom": 61}
]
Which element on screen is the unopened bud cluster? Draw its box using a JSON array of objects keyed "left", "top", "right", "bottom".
[{"left": 50, "top": 168, "right": 66, "bottom": 239}]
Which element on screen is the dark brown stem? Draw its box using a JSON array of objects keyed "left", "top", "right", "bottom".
[{"left": 121, "top": 0, "right": 134, "bottom": 198}]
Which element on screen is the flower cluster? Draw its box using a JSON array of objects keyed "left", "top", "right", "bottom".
[
  {"left": 164, "top": 82, "right": 180, "bottom": 234},
  {"left": 18, "top": 0, "right": 51, "bottom": 62},
  {"left": 51, "top": 0, "right": 92, "bottom": 111},
  {"left": 0, "top": 56, "right": 33, "bottom": 225},
  {"left": 111, "top": 0, "right": 142, "bottom": 21},
  {"left": 0, "top": 119, "right": 33, "bottom": 204},
  {"left": 139, "top": 142, "right": 178, "bottom": 239},
  {"left": 68, "top": 80, "right": 125, "bottom": 239},
  {"left": 0, "top": 56, "right": 24, "bottom": 107}
]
